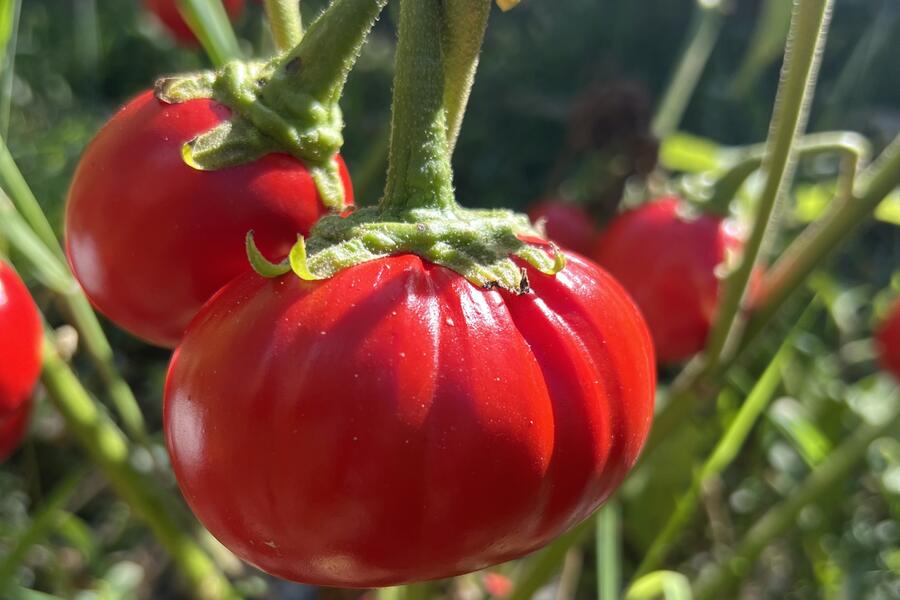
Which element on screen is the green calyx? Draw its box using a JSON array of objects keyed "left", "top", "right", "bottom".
[
  {"left": 245, "top": 0, "right": 567, "bottom": 294},
  {"left": 153, "top": 0, "right": 389, "bottom": 212},
  {"left": 155, "top": 61, "right": 347, "bottom": 210},
  {"left": 247, "top": 206, "right": 566, "bottom": 294}
]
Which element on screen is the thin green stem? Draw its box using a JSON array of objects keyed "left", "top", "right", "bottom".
[
  {"left": 651, "top": 3, "right": 725, "bottom": 139},
  {"left": 40, "top": 335, "right": 239, "bottom": 600},
  {"left": 0, "top": 0, "right": 22, "bottom": 138},
  {"left": 266, "top": 0, "right": 388, "bottom": 104},
  {"left": 595, "top": 501, "right": 621, "bottom": 600},
  {"left": 382, "top": 0, "right": 455, "bottom": 212},
  {"left": 703, "top": 0, "right": 833, "bottom": 369},
  {"left": 177, "top": 0, "right": 242, "bottom": 66},
  {"left": 0, "top": 185, "right": 148, "bottom": 444},
  {"left": 508, "top": 518, "right": 594, "bottom": 600},
  {"left": 0, "top": 468, "right": 88, "bottom": 591},
  {"left": 441, "top": 0, "right": 491, "bottom": 152},
  {"left": 708, "top": 131, "right": 870, "bottom": 212},
  {"left": 745, "top": 133, "right": 900, "bottom": 342},
  {"left": 0, "top": 135, "right": 64, "bottom": 262},
  {"left": 263, "top": 0, "right": 303, "bottom": 50},
  {"left": 635, "top": 304, "right": 811, "bottom": 577},
  {"left": 692, "top": 399, "right": 900, "bottom": 600}
]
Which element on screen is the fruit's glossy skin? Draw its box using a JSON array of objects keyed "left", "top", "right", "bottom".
[
  {"left": 144, "top": 0, "right": 245, "bottom": 45},
  {"left": 0, "top": 261, "right": 41, "bottom": 458},
  {"left": 165, "top": 253, "right": 655, "bottom": 587},
  {"left": 66, "top": 91, "right": 353, "bottom": 348},
  {"left": 877, "top": 301, "right": 900, "bottom": 379},
  {"left": 527, "top": 200, "right": 596, "bottom": 256},
  {"left": 592, "top": 197, "right": 744, "bottom": 364}
]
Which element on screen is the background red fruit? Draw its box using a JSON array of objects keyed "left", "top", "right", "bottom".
[
  {"left": 0, "top": 400, "right": 33, "bottom": 461},
  {"left": 527, "top": 200, "right": 596, "bottom": 256},
  {"left": 165, "top": 253, "right": 655, "bottom": 587},
  {"left": 0, "top": 261, "right": 42, "bottom": 416},
  {"left": 877, "top": 301, "right": 900, "bottom": 379},
  {"left": 0, "top": 261, "right": 41, "bottom": 460},
  {"left": 65, "top": 91, "right": 353, "bottom": 348},
  {"left": 144, "top": 0, "right": 245, "bottom": 45},
  {"left": 592, "top": 196, "right": 745, "bottom": 364}
]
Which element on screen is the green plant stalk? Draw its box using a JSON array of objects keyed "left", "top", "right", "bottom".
[
  {"left": 177, "top": 0, "right": 242, "bottom": 66},
  {"left": 708, "top": 131, "right": 870, "bottom": 211},
  {"left": 0, "top": 0, "right": 22, "bottom": 138},
  {"left": 271, "top": 0, "right": 388, "bottom": 105},
  {"left": 508, "top": 517, "right": 595, "bottom": 600},
  {"left": 703, "top": 0, "right": 833, "bottom": 369},
  {"left": 635, "top": 305, "right": 809, "bottom": 577},
  {"left": 441, "top": 0, "right": 491, "bottom": 152},
  {"left": 263, "top": 0, "right": 303, "bottom": 50},
  {"left": 651, "top": 3, "right": 724, "bottom": 139},
  {"left": 0, "top": 136, "right": 63, "bottom": 262},
  {"left": 382, "top": 0, "right": 455, "bottom": 211},
  {"left": 0, "top": 468, "right": 87, "bottom": 590},
  {"left": 692, "top": 400, "right": 900, "bottom": 600},
  {"left": 0, "top": 185, "right": 148, "bottom": 444},
  {"left": 595, "top": 501, "right": 621, "bottom": 600},
  {"left": 40, "top": 335, "right": 239, "bottom": 600},
  {"left": 744, "top": 134, "right": 900, "bottom": 342}
]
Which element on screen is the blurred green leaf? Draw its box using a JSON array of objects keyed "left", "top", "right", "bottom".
[
  {"left": 874, "top": 190, "right": 900, "bottom": 226},
  {"left": 768, "top": 397, "right": 832, "bottom": 466},
  {"left": 659, "top": 132, "right": 724, "bottom": 173},
  {"left": 625, "top": 571, "right": 693, "bottom": 600}
]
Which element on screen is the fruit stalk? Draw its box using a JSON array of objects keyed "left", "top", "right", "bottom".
[
  {"left": 176, "top": 0, "right": 242, "bottom": 66},
  {"left": 264, "top": 0, "right": 303, "bottom": 50},
  {"left": 382, "top": 0, "right": 455, "bottom": 212},
  {"left": 441, "top": 0, "right": 491, "bottom": 151}
]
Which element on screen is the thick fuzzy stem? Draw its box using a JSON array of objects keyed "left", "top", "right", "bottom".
[
  {"left": 265, "top": 0, "right": 387, "bottom": 105},
  {"left": 264, "top": 0, "right": 303, "bottom": 50},
  {"left": 177, "top": 0, "right": 242, "bottom": 66},
  {"left": 382, "top": 0, "right": 456, "bottom": 212},
  {"left": 442, "top": 0, "right": 491, "bottom": 152}
]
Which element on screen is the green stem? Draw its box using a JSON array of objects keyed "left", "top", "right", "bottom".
[
  {"left": 744, "top": 133, "right": 900, "bottom": 343},
  {"left": 263, "top": 0, "right": 303, "bottom": 50},
  {"left": 266, "top": 0, "right": 388, "bottom": 105},
  {"left": 692, "top": 400, "right": 900, "bottom": 600},
  {"left": 635, "top": 304, "right": 811, "bottom": 578},
  {"left": 40, "top": 336, "right": 239, "bottom": 600},
  {"left": 508, "top": 518, "right": 594, "bottom": 600},
  {"left": 703, "top": 0, "right": 833, "bottom": 370},
  {"left": 0, "top": 135, "right": 63, "bottom": 262},
  {"left": 0, "top": 178, "right": 148, "bottom": 444},
  {"left": 651, "top": 3, "right": 725, "bottom": 139},
  {"left": 0, "top": 0, "right": 22, "bottom": 138},
  {"left": 708, "top": 131, "right": 870, "bottom": 213},
  {"left": 441, "top": 0, "right": 491, "bottom": 152},
  {"left": 595, "top": 501, "right": 621, "bottom": 600},
  {"left": 382, "top": 0, "right": 455, "bottom": 212},
  {"left": 0, "top": 468, "right": 88, "bottom": 591},
  {"left": 177, "top": 0, "right": 242, "bottom": 66}
]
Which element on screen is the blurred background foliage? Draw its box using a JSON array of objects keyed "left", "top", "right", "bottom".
[{"left": 2, "top": 0, "right": 899, "bottom": 598}]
